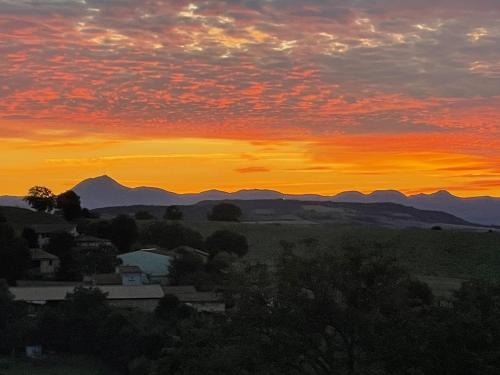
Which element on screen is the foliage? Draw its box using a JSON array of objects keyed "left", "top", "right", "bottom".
[
  {"left": 168, "top": 253, "right": 206, "bottom": 287},
  {"left": 56, "top": 190, "right": 83, "bottom": 221},
  {"left": 21, "top": 227, "right": 38, "bottom": 248},
  {"left": 142, "top": 222, "right": 203, "bottom": 250},
  {"left": 23, "top": 186, "right": 56, "bottom": 213},
  {"left": 164, "top": 206, "right": 183, "bottom": 221},
  {"left": 0, "top": 221, "right": 30, "bottom": 284},
  {"left": 205, "top": 230, "right": 248, "bottom": 258},
  {"left": 110, "top": 215, "right": 138, "bottom": 253},
  {"left": 79, "top": 245, "right": 120, "bottom": 275},
  {"left": 44, "top": 232, "right": 80, "bottom": 281},
  {"left": 135, "top": 211, "right": 155, "bottom": 220},
  {"left": 207, "top": 203, "right": 242, "bottom": 222},
  {"left": 0, "top": 280, "right": 17, "bottom": 352},
  {"left": 78, "top": 220, "right": 112, "bottom": 240}
]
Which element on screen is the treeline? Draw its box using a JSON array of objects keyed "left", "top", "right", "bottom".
[{"left": 2, "top": 247, "right": 500, "bottom": 374}]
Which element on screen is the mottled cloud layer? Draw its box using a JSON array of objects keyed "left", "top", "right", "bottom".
[{"left": 0, "top": 0, "right": 499, "bottom": 194}]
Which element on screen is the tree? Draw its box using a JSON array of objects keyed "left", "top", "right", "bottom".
[
  {"left": 165, "top": 206, "right": 183, "bottom": 221},
  {"left": 110, "top": 215, "right": 138, "bottom": 253},
  {"left": 205, "top": 230, "right": 248, "bottom": 258},
  {"left": 62, "top": 287, "right": 110, "bottom": 353},
  {"left": 168, "top": 253, "right": 206, "bottom": 286},
  {"left": 0, "top": 280, "right": 18, "bottom": 351},
  {"left": 44, "top": 232, "right": 81, "bottom": 281},
  {"left": 143, "top": 222, "right": 204, "bottom": 250},
  {"left": 21, "top": 227, "right": 38, "bottom": 248},
  {"left": 134, "top": 211, "right": 155, "bottom": 220},
  {"left": 56, "top": 190, "right": 82, "bottom": 221},
  {"left": 23, "top": 186, "right": 56, "bottom": 212},
  {"left": 78, "top": 220, "right": 112, "bottom": 239},
  {"left": 79, "top": 245, "right": 120, "bottom": 275},
  {"left": 0, "top": 221, "right": 30, "bottom": 284},
  {"left": 207, "top": 203, "right": 242, "bottom": 222}
]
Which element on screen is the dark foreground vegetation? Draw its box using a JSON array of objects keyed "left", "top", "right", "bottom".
[{"left": 2, "top": 247, "right": 500, "bottom": 375}]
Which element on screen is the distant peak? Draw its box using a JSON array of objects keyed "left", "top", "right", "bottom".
[
  {"left": 73, "top": 175, "right": 126, "bottom": 190},
  {"left": 432, "top": 190, "right": 456, "bottom": 198}
]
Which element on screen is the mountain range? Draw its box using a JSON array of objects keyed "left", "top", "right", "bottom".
[{"left": 1, "top": 175, "right": 499, "bottom": 225}]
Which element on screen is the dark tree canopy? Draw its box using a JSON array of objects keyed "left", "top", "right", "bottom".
[
  {"left": 168, "top": 253, "right": 206, "bottom": 286},
  {"left": 21, "top": 227, "right": 39, "bottom": 248},
  {"left": 135, "top": 211, "right": 155, "bottom": 220},
  {"left": 207, "top": 203, "right": 242, "bottom": 222},
  {"left": 56, "top": 190, "right": 83, "bottom": 221},
  {"left": 205, "top": 230, "right": 249, "bottom": 258},
  {"left": 110, "top": 215, "right": 138, "bottom": 253},
  {"left": 164, "top": 205, "right": 183, "bottom": 221},
  {"left": 0, "top": 222, "right": 30, "bottom": 284},
  {"left": 143, "top": 222, "right": 203, "bottom": 250},
  {"left": 23, "top": 186, "right": 56, "bottom": 212},
  {"left": 78, "top": 220, "right": 112, "bottom": 239},
  {"left": 44, "top": 232, "right": 81, "bottom": 281}
]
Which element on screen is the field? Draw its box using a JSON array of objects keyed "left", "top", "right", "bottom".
[
  {"left": 182, "top": 221, "right": 500, "bottom": 280},
  {"left": 0, "top": 356, "right": 117, "bottom": 375}
]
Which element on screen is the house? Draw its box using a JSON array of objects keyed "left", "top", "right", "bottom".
[
  {"left": 74, "top": 235, "right": 114, "bottom": 250},
  {"left": 168, "top": 246, "right": 209, "bottom": 263},
  {"left": 83, "top": 265, "right": 146, "bottom": 286},
  {"left": 9, "top": 284, "right": 165, "bottom": 312},
  {"left": 118, "top": 265, "right": 144, "bottom": 286},
  {"left": 117, "top": 249, "right": 172, "bottom": 283},
  {"left": 30, "top": 223, "right": 78, "bottom": 247},
  {"left": 9, "top": 284, "right": 225, "bottom": 313},
  {"left": 29, "top": 249, "right": 60, "bottom": 277}
]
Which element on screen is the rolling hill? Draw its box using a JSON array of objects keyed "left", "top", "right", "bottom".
[
  {"left": 1, "top": 175, "right": 499, "bottom": 225},
  {"left": 93, "top": 199, "right": 489, "bottom": 230}
]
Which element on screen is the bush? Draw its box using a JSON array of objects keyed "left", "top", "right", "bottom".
[
  {"left": 207, "top": 203, "right": 242, "bottom": 222},
  {"left": 206, "top": 230, "right": 248, "bottom": 258}
]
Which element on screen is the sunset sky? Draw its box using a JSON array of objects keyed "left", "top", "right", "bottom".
[{"left": 1, "top": 0, "right": 499, "bottom": 196}]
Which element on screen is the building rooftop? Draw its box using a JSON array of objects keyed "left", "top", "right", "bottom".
[
  {"left": 75, "top": 235, "right": 112, "bottom": 243},
  {"left": 30, "top": 224, "right": 76, "bottom": 234},
  {"left": 30, "top": 249, "right": 59, "bottom": 261},
  {"left": 10, "top": 285, "right": 165, "bottom": 302}
]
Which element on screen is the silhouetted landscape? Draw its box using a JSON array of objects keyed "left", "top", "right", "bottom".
[{"left": 1, "top": 0, "right": 500, "bottom": 374}]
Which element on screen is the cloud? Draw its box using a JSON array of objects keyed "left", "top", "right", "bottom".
[{"left": 235, "top": 166, "right": 270, "bottom": 173}]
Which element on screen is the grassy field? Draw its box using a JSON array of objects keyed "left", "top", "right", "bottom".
[
  {"left": 0, "top": 355, "right": 117, "bottom": 375},
  {"left": 183, "top": 221, "right": 500, "bottom": 280}
]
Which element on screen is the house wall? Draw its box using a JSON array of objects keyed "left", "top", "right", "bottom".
[
  {"left": 121, "top": 272, "right": 143, "bottom": 286},
  {"left": 117, "top": 251, "right": 172, "bottom": 279},
  {"left": 39, "top": 259, "right": 59, "bottom": 275}
]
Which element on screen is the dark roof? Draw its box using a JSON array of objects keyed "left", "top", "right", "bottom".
[
  {"left": 30, "top": 249, "right": 59, "bottom": 261},
  {"left": 171, "top": 246, "right": 209, "bottom": 258},
  {"left": 84, "top": 273, "right": 122, "bottom": 285},
  {"left": 75, "top": 235, "right": 112, "bottom": 243},
  {"left": 30, "top": 223, "right": 76, "bottom": 234}
]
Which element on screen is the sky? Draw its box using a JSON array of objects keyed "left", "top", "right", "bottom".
[{"left": 0, "top": 0, "right": 499, "bottom": 196}]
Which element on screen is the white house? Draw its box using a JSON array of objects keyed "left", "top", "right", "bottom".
[
  {"left": 29, "top": 249, "right": 60, "bottom": 277},
  {"left": 30, "top": 224, "right": 78, "bottom": 247},
  {"left": 117, "top": 249, "right": 172, "bottom": 283}
]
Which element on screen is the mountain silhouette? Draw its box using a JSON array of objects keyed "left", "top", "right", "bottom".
[{"left": 1, "top": 175, "right": 498, "bottom": 225}]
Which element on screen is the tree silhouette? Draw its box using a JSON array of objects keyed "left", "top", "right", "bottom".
[{"left": 23, "top": 186, "right": 56, "bottom": 212}]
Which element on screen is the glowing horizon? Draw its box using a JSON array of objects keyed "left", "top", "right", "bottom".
[{"left": 1, "top": 1, "right": 499, "bottom": 197}]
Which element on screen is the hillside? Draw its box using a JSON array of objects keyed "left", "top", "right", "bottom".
[
  {"left": 93, "top": 199, "right": 486, "bottom": 230},
  {"left": 2, "top": 175, "right": 499, "bottom": 224},
  {"left": 0, "top": 206, "right": 67, "bottom": 232}
]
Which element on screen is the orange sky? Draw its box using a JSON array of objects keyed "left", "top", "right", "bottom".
[{"left": 0, "top": 1, "right": 499, "bottom": 196}]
